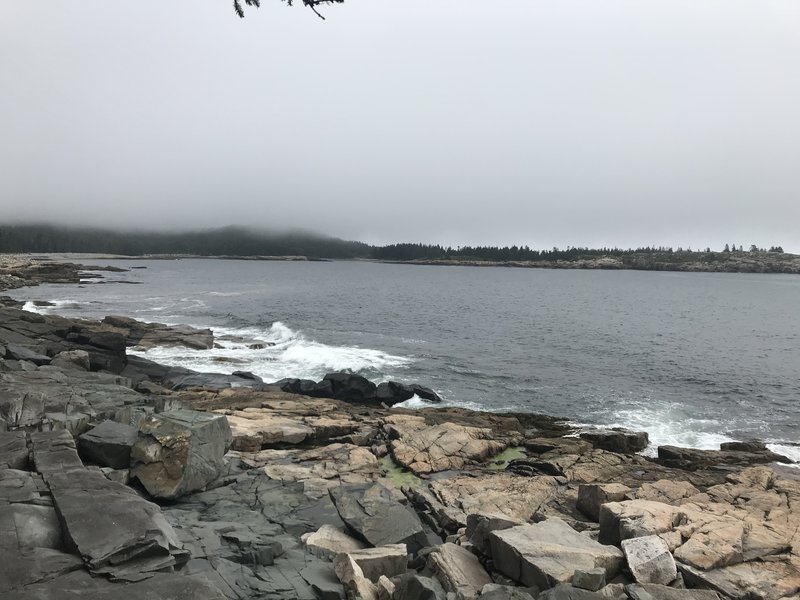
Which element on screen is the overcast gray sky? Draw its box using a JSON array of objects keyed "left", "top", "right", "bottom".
[{"left": 1, "top": 1, "right": 799, "bottom": 251}]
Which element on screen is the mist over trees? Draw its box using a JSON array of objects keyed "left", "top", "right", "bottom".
[{"left": 0, "top": 224, "right": 370, "bottom": 259}]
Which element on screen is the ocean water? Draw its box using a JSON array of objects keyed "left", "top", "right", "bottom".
[{"left": 13, "top": 258, "right": 800, "bottom": 459}]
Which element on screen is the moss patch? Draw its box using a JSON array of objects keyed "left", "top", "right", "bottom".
[
  {"left": 379, "top": 455, "right": 424, "bottom": 489},
  {"left": 485, "top": 446, "right": 527, "bottom": 471}
]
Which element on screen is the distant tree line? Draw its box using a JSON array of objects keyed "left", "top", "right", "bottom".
[
  {"left": 370, "top": 243, "right": 787, "bottom": 262},
  {"left": 0, "top": 224, "right": 787, "bottom": 262}
]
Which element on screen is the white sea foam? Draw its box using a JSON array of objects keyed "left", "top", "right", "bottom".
[
  {"left": 129, "top": 321, "right": 412, "bottom": 382},
  {"left": 573, "top": 399, "right": 744, "bottom": 458},
  {"left": 22, "top": 299, "right": 82, "bottom": 315},
  {"left": 767, "top": 443, "right": 800, "bottom": 465}
]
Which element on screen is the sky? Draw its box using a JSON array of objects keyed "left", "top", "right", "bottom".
[{"left": 1, "top": 1, "right": 799, "bottom": 252}]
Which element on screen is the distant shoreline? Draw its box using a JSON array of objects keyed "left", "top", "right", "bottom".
[
  {"left": 374, "top": 252, "right": 800, "bottom": 274},
  {"left": 3, "top": 252, "right": 800, "bottom": 283}
]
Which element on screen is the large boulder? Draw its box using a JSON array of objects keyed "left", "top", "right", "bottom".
[
  {"left": 49, "top": 350, "right": 91, "bottom": 371},
  {"left": 621, "top": 535, "right": 677, "bottom": 585},
  {"left": 131, "top": 409, "right": 232, "bottom": 499},
  {"left": 323, "top": 372, "right": 377, "bottom": 403},
  {"left": 77, "top": 420, "right": 138, "bottom": 469},
  {"left": 579, "top": 429, "right": 649, "bottom": 454},
  {"left": 489, "top": 518, "right": 624, "bottom": 589}
]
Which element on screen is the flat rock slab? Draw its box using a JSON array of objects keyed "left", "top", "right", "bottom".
[
  {"left": 3, "top": 570, "right": 227, "bottom": 599},
  {"left": 388, "top": 420, "right": 506, "bottom": 475},
  {"left": 489, "top": 518, "right": 623, "bottom": 589},
  {"left": 0, "top": 430, "right": 28, "bottom": 470},
  {"left": 0, "top": 468, "right": 45, "bottom": 504},
  {"left": 77, "top": 420, "right": 138, "bottom": 469},
  {"left": 627, "top": 583, "right": 721, "bottom": 600},
  {"left": 330, "top": 483, "right": 432, "bottom": 554},
  {"left": 224, "top": 410, "right": 314, "bottom": 451},
  {"left": 46, "top": 468, "right": 185, "bottom": 578},
  {"left": 131, "top": 409, "right": 232, "bottom": 499},
  {"left": 31, "top": 430, "right": 85, "bottom": 475},
  {"left": 679, "top": 560, "right": 800, "bottom": 600},
  {"left": 0, "top": 547, "right": 84, "bottom": 594},
  {"left": 0, "top": 503, "right": 62, "bottom": 550}
]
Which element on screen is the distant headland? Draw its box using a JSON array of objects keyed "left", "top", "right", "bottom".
[{"left": 1, "top": 224, "right": 797, "bottom": 274}]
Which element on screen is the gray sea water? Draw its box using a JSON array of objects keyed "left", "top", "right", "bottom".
[{"left": 13, "top": 258, "right": 800, "bottom": 458}]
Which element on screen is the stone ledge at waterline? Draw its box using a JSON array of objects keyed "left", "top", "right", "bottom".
[{"left": 1, "top": 306, "right": 799, "bottom": 599}]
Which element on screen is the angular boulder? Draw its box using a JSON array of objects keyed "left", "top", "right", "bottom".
[
  {"left": 302, "top": 524, "right": 367, "bottom": 560},
  {"left": 425, "top": 542, "right": 492, "bottom": 599},
  {"left": 392, "top": 573, "right": 446, "bottom": 600},
  {"left": 489, "top": 518, "right": 623, "bottom": 589},
  {"left": 599, "top": 500, "right": 685, "bottom": 546},
  {"left": 577, "top": 483, "right": 632, "bottom": 522},
  {"left": 50, "top": 350, "right": 91, "bottom": 371},
  {"left": 77, "top": 420, "right": 138, "bottom": 469},
  {"left": 465, "top": 511, "right": 523, "bottom": 556},
  {"left": 131, "top": 409, "right": 232, "bottom": 499},
  {"left": 342, "top": 544, "right": 407, "bottom": 582},
  {"left": 622, "top": 535, "right": 677, "bottom": 585}
]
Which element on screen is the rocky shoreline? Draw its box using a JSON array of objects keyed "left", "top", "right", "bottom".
[
  {"left": 1, "top": 256, "right": 798, "bottom": 600},
  {"left": 381, "top": 252, "right": 800, "bottom": 274}
]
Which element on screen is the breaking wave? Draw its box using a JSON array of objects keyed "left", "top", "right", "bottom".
[{"left": 129, "top": 321, "right": 413, "bottom": 383}]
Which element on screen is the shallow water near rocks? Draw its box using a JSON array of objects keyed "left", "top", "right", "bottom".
[{"left": 14, "top": 258, "right": 800, "bottom": 458}]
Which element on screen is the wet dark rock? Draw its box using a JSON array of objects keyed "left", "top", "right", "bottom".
[
  {"left": 323, "top": 372, "right": 378, "bottom": 403},
  {"left": 5, "top": 343, "right": 51, "bottom": 365},
  {"left": 101, "top": 315, "right": 214, "bottom": 350},
  {"left": 719, "top": 440, "right": 766, "bottom": 452},
  {"left": 375, "top": 381, "right": 416, "bottom": 405},
  {"left": 408, "top": 384, "right": 442, "bottom": 403},
  {"left": 330, "top": 483, "right": 434, "bottom": 554},
  {"left": 656, "top": 445, "right": 792, "bottom": 470},
  {"left": 392, "top": 573, "right": 447, "bottom": 600},
  {"left": 580, "top": 429, "right": 649, "bottom": 454},
  {"left": 77, "top": 420, "right": 138, "bottom": 469}
]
